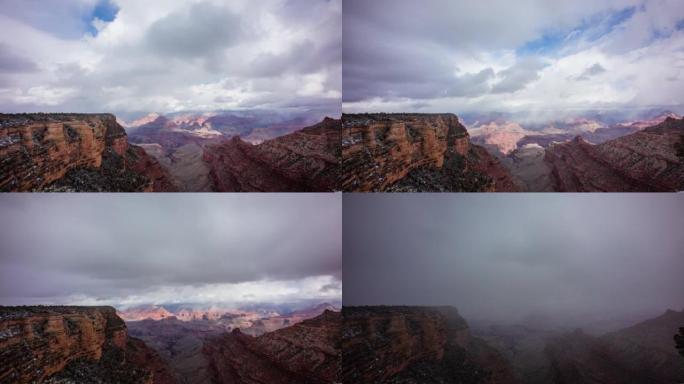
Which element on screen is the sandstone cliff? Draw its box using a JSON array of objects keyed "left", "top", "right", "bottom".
[
  {"left": 0, "top": 306, "right": 175, "bottom": 384},
  {"left": 341, "top": 113, "right": 518, "bottom": 191},
  {"left": 342, "top": 306, "right": 518, "bottom": 384},
  {"left": 202, "top": 117, "right": 340, "bottom": 192},
  {"left": 544, "top": 117, "right": 684, "bottom": 191},
  {"left": 203, "top": 310, "right": 340, "bottom": 384},
  {"left": 0, "top": 113, "right": 175, "bottom": 191}
]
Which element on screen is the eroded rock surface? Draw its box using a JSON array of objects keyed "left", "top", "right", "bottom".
[
  {"left": 342, "top": 306, "right": 518, "bottom": 384},
  {"left": 545, "top": 117, "right": 684, "bottom": 191},
  {"left": 0, "top": 306, "right": 174, "bottom": 384},
  {"left": 0, "top": 113, "right": 175, "bottom": 191},
  {"left": 203, "top": 310, "right": 340, "bottom": 384},
  {"left": 203, "top": 117, "right": 340, "bottom": 192},
  {"left": 341, "top": 113, "right": 517, "bottom": 191}
]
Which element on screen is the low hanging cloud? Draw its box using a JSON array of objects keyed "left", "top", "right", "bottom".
[
  {"left": 0, "top": 0, "right": 341, "bottom": 117},
  {"left": 343, "top": 194, "right": 684, "bottom": 324},
  {"left": 0, "top": 194, "right": 342, "bottom": 307},
  {"left": 343, "top": 0, "right": 684, "bottom": 115}
]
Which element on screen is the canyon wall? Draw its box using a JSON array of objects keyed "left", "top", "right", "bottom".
[
  {"left": 203, "top": 310, "right": 340, "bottom": 384},
  {"left": 203, "top": 117, "right": 340, "bottom": 192},
  {"left": 342, "top": 306, "right": 517, "bottom": 384},
  {"left": 0, "top": 113, "right": 175, "bottom": 191},
  {"left": 545, "top": 117, "right": 684, "bottom": 191},
  {"left": 0, "top": 306, "right": 174, "bottom": 384},
  {"left": 341, "top": 113, "right": 517, "bottom": 191}
]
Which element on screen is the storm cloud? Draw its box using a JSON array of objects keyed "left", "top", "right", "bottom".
[
  {"left": 0, "top": 194, "right": 341, "bottom": 307},
  {"left": 0, "top": 0, "right": 341, "bottom": 117},
  {"left": 343, "top": 0, "right": 684, "bottom": 115},
  {"left": 343, "top": 194, "right": 684, "bottom": 325}
]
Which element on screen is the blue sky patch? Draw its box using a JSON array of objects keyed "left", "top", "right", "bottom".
[{"left": 84, "top": 0, "right": 119, "bottom": 36}]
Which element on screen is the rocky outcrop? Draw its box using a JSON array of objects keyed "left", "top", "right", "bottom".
[
  {"left": 545, "top": 117, "right": 684, "bottom": 191},
  {"left": 0, "top": 306, "right": 175, "bottom": 384},
  {"left": 203, "top": 310, "right": 340, "bottom": 384},
  {"left": 342, "top": 306, "right": 518, "bottom": 384},
  {"left": 203, "top": 117, "right": 340, "bottom": 192},
  {"left": 545, "top": 309, "right": 684, "bottom": 384},
  {"left": 341, "top": 113, "right": 518, "bottom": 191},
  {"left": 0, "top": 113, "right": 175, "bottom": 191}
]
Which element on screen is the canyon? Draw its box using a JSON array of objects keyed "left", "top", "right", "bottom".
[
  {"left": 544, "top": 117, "right": 684, "bottom": 191},
  {"left": 341, "top": 113, "right": 518, "bottom": 192},
  {"left": 342, "top": 306, "right": 518, "bottom": 384},
  {"left": 128, "top": 114, "right": 340, "bottom": 192},
  {"left": 123, "top": 303, "right": 339, "bottom": 384},
  {"left": 0, "top": 114, "right": 175, "bottom": 192},
  {"left": 467, "top": 113, "right": 684, "bottom": 191},
  {"left": 0, "top": 306, "right": 175, "bottom": 384}
]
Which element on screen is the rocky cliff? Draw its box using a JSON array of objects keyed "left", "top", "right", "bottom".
[
  {"left": 202, "top": 117, "right": 340, "bottom": 192},
  {"left": 0, "top": 113, "right": 175, "bottom": 191},
  {"left": 545, "top": 117, "right": 684, "bottom": 191},
  {"left": 0, "top": 306, "right": 175, "bottom": 384},
  {"left": 203, "top": 310, "right": 340, "bottom": 384},
  {"left": 545, "top": 309, "right": 684, "bottom": 384},
  {"left": 342, "top": 306, "right": 518, "bottom": 384},
  {"left": 341, "top": 113, "right": 517, "bottom": 191}
]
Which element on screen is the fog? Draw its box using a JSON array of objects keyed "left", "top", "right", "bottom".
[{"left": 343, "top": 194, "right": 684, "bottom": 326}]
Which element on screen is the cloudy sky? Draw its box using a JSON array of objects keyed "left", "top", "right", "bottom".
[
  {"left": 0, "top": 0, "right": 341, "bottom": 118},
  {"left": 0, "top": 194, "right": 341, "bottom": 308},
  {"left": 344, "top": 194, "right": 684, "bottom": 325},
  {"left": 343, "top": 0, "right": 684, "bottom": 116}
]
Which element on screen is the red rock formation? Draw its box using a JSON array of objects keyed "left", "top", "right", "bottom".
[
  {"left": 203, "top": 310, "right": 340, "bottom": 384},
  {"left": 202, "top": 117, "right": 340, "bottom": 192},
  {"left": 341, "top": 113, "right": 518, "bottom": 191},
  {"left": 545, "top": 117, "right": 684, "bottom": 191},
  {"left": 0, "top": 306, "right": 175, "bottom": 384},
  {"left": 342, "top": 306, "right": 518, "bottom": 384},
  {"left": 0, "top": 113, "right": 175, "bottom": 191},
  {"left": 545, "top": 309, "right": 684, "bottom": 384}
]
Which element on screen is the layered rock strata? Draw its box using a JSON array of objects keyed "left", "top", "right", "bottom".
[
  {"left": 0, "top": 113, "right": 175, "bottom": 191},
  {"left": 341, "top": 113, "right": 517, "bottom": 191}
]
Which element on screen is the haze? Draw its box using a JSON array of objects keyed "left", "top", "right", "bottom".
[{"left": 343, "top": 194, "right": 684, "bottom": 326}]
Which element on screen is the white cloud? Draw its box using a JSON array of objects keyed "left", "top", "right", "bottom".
[
  {"left": 342, "top": 0, "right": 684, "bottom": 116},
  {"left": 0, "top": 0, "right": 341, "bottom": 116}
]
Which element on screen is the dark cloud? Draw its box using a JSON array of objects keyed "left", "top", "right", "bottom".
[
  {"left": 0, "top": 43, "right": 38, "bottom": 73},
  {"left": 343, "top": 194, "right": 684, "bottom": 324},
  {"left": 491, "top": 58, "right": 547, "bottom": 93},
  {"left": 573, "top": 62, "right": 607, "bottom": 81},
  {"left": 145, "top": 3, "right": 244, "bottom": 59},
  {"left": 0, "top": 194, "right": 341, "bottom": 305}
]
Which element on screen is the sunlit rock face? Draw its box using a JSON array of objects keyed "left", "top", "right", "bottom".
[
  {"left": 0, "top": 113, "right": 175, "bottom": 192},
  {"left": 0, "top": 306, "right": 175, "bottom": 384},
  {"left": 545, "top": 117, "right": 684, "bottom": 191},
  {"left": 341, "top": 113, "right": 518, "bottom": 192}
]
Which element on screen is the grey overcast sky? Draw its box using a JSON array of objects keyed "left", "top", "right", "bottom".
[
  {"left": 343, "top": 0, "right": 684, "bottom": 115},
  {"left": 343, "top": 194, "right": 684, "bottom": 324},
  {"left": 0, "top": 0, "right": 341, "bottom": 115},
  {"left": 0, "top": 194, "right": 341, "bottom": 308}
]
